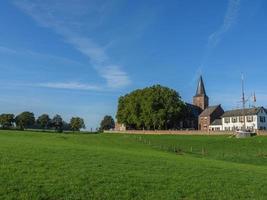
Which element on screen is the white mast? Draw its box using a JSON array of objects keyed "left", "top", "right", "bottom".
[{"left": 241, "top": 74, "right": 246, "bottom": 130}]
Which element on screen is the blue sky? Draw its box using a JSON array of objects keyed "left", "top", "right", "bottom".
[{"left": 0, "top": 0, "right": 267, "bottom": 129}]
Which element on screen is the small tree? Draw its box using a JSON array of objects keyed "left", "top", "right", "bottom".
[
  {"left": 15, "top": 112, "right": 35, "bottom": 130},
  {"left": 0, "top": 114, "right": 15, "bottom": 129},
  {"left": 100, "top": 115, "right": 115, "bottom": 131},
  {"left": 70, "top": 117, "right": 86, "bottom": 132},
  {"left": 36, "top": 114, "right": 51, "bottom": 130},
  {"left": 51, "top": 115, "right": 63, "bottom": 133}
]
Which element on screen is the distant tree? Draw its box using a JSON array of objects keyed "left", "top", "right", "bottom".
[
  {"left": 0, "top": 114, "right": 15, "bottom": 129},
  {"left": 15, "top": 112, "right": 35, "bottom": 130},
  {"left": 116, "top": 85, "right": 186, "bottom": 130},
  {"left": 62, "top": 121, "right": 72, "bottom": 131},
  {"left": 100, "top": 115, "right": 115, "bottom": 131},
  {"left": 36, "top": 114, "right": 51, "bottom": 130},
  {"left": 51, "top": 115, "right": 63, "bottom": 133},
  {"left": 70, "top": 117, "right": 86, "bottom": 132}
]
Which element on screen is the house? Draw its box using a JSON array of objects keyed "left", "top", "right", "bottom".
[
  {"left": 209, "top": 119, "right": 223, "bottom": 131},
  {"left": 115, "top": 122, "right": 126, "bottom": 131},
  {"left": 198, "top": 105, "right": 224, "bottom": 131},
  {"left": 221, "top": 107, "right": 267, "bottom": 131}
]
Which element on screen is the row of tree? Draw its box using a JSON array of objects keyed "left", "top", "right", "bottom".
[
  {"left": 0, "top": 112, "right": 85, "bottom": 132},
  {"left": 116, "top": 85, "right": 187, "bottom": 130}
]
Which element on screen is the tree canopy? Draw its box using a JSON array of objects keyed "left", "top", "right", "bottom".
[
  {"left": 116, "top": 85, "right": 186, "bottom": 130},
  {"left": 37, "top": 114, "right": 51, "bottom": 130},
  {"left": 51, "top": 115, "right": 63, "bottom": 133},
  {"left": 100, "top": 115, "right": 115, "bottom": 131},
  {"left": 15, "top": 112, "right": 35, "bottom": 130},
  {"left": 0, "top": 114, "right": 15, "bottom": 129},
  {"left": 70, "top": 117, "right": 86, "bottom": 131}
]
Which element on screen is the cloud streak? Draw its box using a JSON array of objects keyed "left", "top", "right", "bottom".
[
  {"left": 208, "top": 0, "right": 241, "bottom": 48},
  {"left": 191, "top": 0, "right": 241, "bottom": 85},
  {"left": 12, "top": 0, "right": 131, "bottom": 90},
  {"left": 38, "top": 82, "right": 102, "bottom": 91}
]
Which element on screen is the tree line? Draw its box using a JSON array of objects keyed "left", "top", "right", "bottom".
[{"left": 0, "top": 112, "right": 85, "bottom": 132}]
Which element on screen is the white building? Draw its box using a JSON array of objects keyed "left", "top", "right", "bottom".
[
  {"left": 220, "top": 107, "right": 267, "bottom": 131},
  {"left": 209, "top": 119, "right": 223, "bottom": 131}
]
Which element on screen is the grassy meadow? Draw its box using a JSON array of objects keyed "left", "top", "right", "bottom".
[{"left": 0, "top": 131, "right": 267, "bottom": 199}]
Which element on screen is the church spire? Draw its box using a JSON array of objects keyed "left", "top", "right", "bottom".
[
  {"left": 193, "top": 75, "right": 209, "bottom": 110},
  {"left": 195, "top": 75, "right": 206, "bottom": 96}
]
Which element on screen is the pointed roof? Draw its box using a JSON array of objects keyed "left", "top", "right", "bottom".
[
  {"left": 199, "top": 105, "right": 222, "bottom": 117},
  {"left": 195, "top": 75, "right": 207, "bottom": 96}
]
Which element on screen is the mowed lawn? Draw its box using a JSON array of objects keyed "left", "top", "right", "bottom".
[{"left": 0, "top": 131, "right": 267, "bottom": 200}]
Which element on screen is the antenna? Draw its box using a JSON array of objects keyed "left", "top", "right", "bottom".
[{"left": 241, "top": 73, "right": 246, "bottom": 130}]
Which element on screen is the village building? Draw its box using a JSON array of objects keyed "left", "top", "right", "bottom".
[
  {"left": 191, "top": 76, "right": 225, "bottom": 131},
  {"left": 115, "top": 122, "right": 126, "bottom": 131},
  {"left": 198, "top": 105, "right": 224, "bottom": 131},
  {"left": 209, "top": 119, "right": 223, "bottom": 131},
  {"left": 220, "top": 107, "right": 267, "bottom": 131}
]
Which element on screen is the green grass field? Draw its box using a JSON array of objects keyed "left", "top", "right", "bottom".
[{"left": 0, "top": 131, "right": 267, "bottom": 200}]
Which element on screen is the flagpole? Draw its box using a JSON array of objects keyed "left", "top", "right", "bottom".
[{"left": 241, "top": 74, "right": 246, "bottom": 131}]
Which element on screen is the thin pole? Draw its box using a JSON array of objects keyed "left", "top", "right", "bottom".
[{"left": 242, "top": 74, "right": 246, "bottom": 130}]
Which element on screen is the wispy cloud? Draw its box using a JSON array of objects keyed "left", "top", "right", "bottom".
[
  {"left": 100, "top": 65, "right": 131, "bottom": 88},
  {"left": 12, "top": 0, "right": 131, "bottom": 89},
  {"left": 0, "top": 46, "right": 18, "bottom": 54},
  {"left": 191, "top": 0, "right": 241, "bottom": 84},
  {"left": 208, "top": 0, "right": 241, "bottom": 48},
  {"left": 38, "top": 82, "right": 102, "bottom": 91}
]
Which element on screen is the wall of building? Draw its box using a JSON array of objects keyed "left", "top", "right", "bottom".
[
  {"left": 222, "top": 115, "right": 256, "bottom": 131},
  {"left": 257, "top": 111, "right": 267, "bottom": 130},
  {"left": 209, "top": 125, "right": 223, "bottom": 131},
  {"left": 222, "top": 113, "right": 267, "bottom": 131},
  {"left": 193, "top": 95, "right": 208, "bottom": 110}
]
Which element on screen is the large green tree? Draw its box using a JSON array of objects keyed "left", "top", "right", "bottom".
[
  {"left": 51, "top": 115, "right": 63, "bottom": 133},
  {"left": 70, "top": 117, "right": 86, "bottom": 131},
  {"left": 116, "top": 85, "right": 186, "bottom": 130},
  {"left": 15, "top": 112, "right": 35, "bottom": 130},
  {"left": 100, "top": 115, "right": 115, "bottom": 131},
  {"left": 36, "top": 114, "right": 51, "bottom": 130},
  {"left": 0, "top": 114, "right": 15, "bottom": 129}
]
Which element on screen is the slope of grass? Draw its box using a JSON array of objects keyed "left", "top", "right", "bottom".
[
  {"left": 130, "top": 134, "right": 267, "bottom": 166},
  {"left": 0, "top": 131, "right": 267, "bottom": 199}
]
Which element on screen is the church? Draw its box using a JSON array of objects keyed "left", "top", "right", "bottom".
[{"left": 183, "top": 76, "right": 224, "bottom": 131}]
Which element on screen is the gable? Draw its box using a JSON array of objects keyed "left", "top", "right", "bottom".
[{"left": 199, "top": 105, "right": 222, "bottom": 117}]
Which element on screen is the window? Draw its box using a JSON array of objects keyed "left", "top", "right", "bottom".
[
  {"left": 239, "top": 116, "right": 244, "bottom": 123},
  {"left": 232, "top": 117, "right": 238, "bottom": 123},
  {"left": 260, "top": 116, "right": 266, "bottom": 123},
  {"left": 246, "top": 116, "right": 253, "bottom": 122},
  {"left": 224, "top": 117, "right": 230, "bottom": 123},
  {"left": 224, "top": 127, "right": 230, "bottom": 131}
]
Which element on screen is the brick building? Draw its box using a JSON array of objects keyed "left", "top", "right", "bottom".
[{"left": 198, "top": 105, "right": 224, "bottom": 131}]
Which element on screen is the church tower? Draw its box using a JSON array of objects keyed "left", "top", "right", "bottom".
[{"left": 193, "top": 76, "right": 209, "bottom": 110}]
